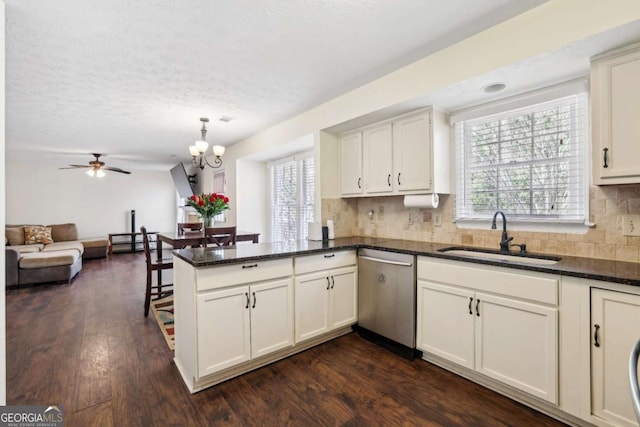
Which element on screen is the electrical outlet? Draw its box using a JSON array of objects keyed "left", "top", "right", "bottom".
[
  {"left": 408, "top": 213, "right": 414, "bottom": 225},
  {"left": 433, "top": 213, "right": 442, "bottom": 227},
  {"left": 623, "top": 215, "right": 640, "bottom": 236}
]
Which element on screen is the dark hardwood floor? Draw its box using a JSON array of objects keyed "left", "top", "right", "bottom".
[{"left": 6, "top": 252, "right": 567, "bottom": 426}]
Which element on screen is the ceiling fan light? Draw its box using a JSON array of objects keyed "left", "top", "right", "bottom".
[
  {"left": 86, "top": 169, "right": 95, "bottom": 177},
  {"left": 213, "top": 145, "right": 225, "bottom": 157},
  {"left": 195, "top": 140, "right": 208, "bottom": 153},
  {"left": 189, "top": 145, "right": 199, "bottom": 157},
  {"left": 96, "top": 169, "right": 106, "bottom": 178}
]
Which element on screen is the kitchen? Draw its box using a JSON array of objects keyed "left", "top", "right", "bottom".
[
  {"left": 176, "top": 2, "right": 638, "bottom": 425},
  {"left": 5, "top": 1, "right": 640, "bottom": 426}
]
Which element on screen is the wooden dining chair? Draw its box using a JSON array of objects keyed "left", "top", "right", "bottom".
[
  {"left": 204, "top": 226, "right": 237, "bottom": 247},
  {"left": 141, "top": 226, "right": 174, "bottom": 317},
  {"left": 177, "top": 222, "right": 203, "bottom": 235}
]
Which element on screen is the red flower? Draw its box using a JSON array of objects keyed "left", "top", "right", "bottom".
[
  {"left": 209, "top": 194, "right": 216, "bottom": 203},
  {"left": 190, "top": 195, "right": 197, "bottom": 201},
  {"left": 224, "top": 196, "right": 229, "bottom": 203},
  {"left": 218, "top": 194, "right": 225, "bottom": 200},
  {"left": 198, "top": 199, "right": 204, "bottom": 207}
]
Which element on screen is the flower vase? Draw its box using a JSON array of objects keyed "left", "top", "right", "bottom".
[{"left": 202, "top": 216, "right": 214, "bottom": 228}]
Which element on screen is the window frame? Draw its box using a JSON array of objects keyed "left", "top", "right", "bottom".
[
  {"left": 451, "top": 79, "right": 591, "bottom": 232},
  {"left": 268, "top": 151, "right": 315, "bottom": 242}
]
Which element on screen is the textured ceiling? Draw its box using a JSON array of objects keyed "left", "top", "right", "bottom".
[{"left": 5, "top": 0, "right": 550, "bottom": 171}]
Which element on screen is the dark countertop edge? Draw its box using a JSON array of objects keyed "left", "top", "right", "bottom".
[{"left": 172, "top": 237, "right": 640, "bottom": 287}]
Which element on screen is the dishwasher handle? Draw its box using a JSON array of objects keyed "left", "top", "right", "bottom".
[{"left": 358, "top": 255, "right": 413, "bottom": 267}]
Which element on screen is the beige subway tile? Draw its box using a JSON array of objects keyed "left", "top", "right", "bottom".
[
  {"left": 594, "top": 243, "right": 616, "bottom": 260},
  {"left": 605, "top": 199, "right": 629, "bottom": 215},
  {"left": 616, "top": 245, "right": 639, "bottom": 262},
  {"left": 574, "top": 242, "right": 595, "bottom": 258},
  {"left": 617, "top": 184, "right": 640, "bottom": 202},
  {"left": 605, "top": 230, "right": 628, "bottom": 245}
]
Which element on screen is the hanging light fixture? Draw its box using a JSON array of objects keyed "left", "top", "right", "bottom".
[{"left": 189, "top": 117, "right": 225, "bottom": 169}]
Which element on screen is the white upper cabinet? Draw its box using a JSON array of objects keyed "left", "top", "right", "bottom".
[
  {"left": 363, "top": 124, "right": 393, "bottom": 194},
  {"left": 339, "top": 108, "right": 450, "bottom": 197},
  {"left": 393, "top": 113, "right": 431, "bottom": 192},
  {"left": 592, "top": 42, "right": 640, "bottom": 185},
  {"left": 339, "top": 132, "right": 364, "bottom": 195}
]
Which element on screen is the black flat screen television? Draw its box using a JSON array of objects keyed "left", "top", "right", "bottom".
[{"left": 170, "top": 163, "right": 195, "bottom": 199}]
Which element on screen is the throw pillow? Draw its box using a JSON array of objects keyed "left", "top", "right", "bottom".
[
  {"left": 24, "top": 226, "right": 54, "bottom": 245},
  {"left": 5, "top": 227, "right": 25, "bottom": 246},
  {"left": 48, "top": 223, "right": 78, "bottom": 242}
]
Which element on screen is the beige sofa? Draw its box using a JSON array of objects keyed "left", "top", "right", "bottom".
[{"left": 5, "top": 223, "right": 109, "bottom": 287}]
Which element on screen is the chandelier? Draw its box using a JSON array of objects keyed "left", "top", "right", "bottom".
[{"left": 189, "top": 117, "right": 225, "bottom": 169}]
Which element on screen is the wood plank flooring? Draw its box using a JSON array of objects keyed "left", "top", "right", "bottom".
[{"left": 6, "top": 252, "right": 567, "bottom": 426}]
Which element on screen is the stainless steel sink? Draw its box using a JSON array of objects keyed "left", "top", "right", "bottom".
[{"left": 438, "top": 247, "right": 561, "bottom": 265}]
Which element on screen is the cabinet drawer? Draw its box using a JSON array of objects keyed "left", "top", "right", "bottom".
[
  {"left": 294, "top": 250, "right": 356, "bottom": 275},
  {"left": 197, "top": 257, "right": 293, "bottom": 292},
  {"left": 418, "top": 257, "right": 558, "bottom": 305}
]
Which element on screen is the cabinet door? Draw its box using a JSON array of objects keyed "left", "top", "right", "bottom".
[
  {"left": 363, "top": 124, "right": 393, "bottom": 194},
  {"left": 250, "top": 278, "right": 294, "bottom": 358},
  {"left": 592, "top": 288, "right": 640, "bottom": 427},
  {"left": 329, "top": 266, "right": 357, "bottom": 329},
  {"left": 197, "top": 286, "right": 251, "bottom": 377},
  {"left": 416, "top": 281, "right": 475, "bottom": 369},
  {"left": 340, "top": 132, "right": 363, "bottom": 196},
  {"left": 295, "top": 271, "right": 331, "bottom": 343},
  {"left": 475, "top": 293, "right": 558, "bottom": 404},
  {"left": 593, "top": 48, "right": 640, "bottom": 184},
  {"left": 393, "top": 113, "right": 431, "bottom": 192}
]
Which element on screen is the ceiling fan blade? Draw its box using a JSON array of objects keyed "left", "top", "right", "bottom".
[
  {"left": 59, "top": 165, "right": 91, "bottom": 169},
  {"left": 103, "top": 167, "right": 131, "bottom": 175}
]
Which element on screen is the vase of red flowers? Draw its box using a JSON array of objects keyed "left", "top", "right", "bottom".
[{"left": 186, "top": 193, "right": 230, "bottom": 227}]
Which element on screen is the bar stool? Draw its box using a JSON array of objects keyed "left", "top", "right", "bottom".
[{"left": 141, "top": 226, "right": 173, "bottom": 317}]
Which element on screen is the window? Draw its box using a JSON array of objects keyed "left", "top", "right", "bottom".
[
  {"left": 454, "top": 85, "right": 588, "bottom": 224},
  {"left": 270, "top": 153, "right": 315, "bottom": 242}
]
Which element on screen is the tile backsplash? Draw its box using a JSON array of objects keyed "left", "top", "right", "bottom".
[{"left": 322, "top": 183, "right": 640, "bottom": 262}]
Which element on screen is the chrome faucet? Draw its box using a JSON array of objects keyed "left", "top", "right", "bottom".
[{"left": 491, "top": 211, "right": 513, "bottom": 252}]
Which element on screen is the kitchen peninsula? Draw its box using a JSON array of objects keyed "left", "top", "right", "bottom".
[{"left": 172, "top": 237, "right": 640, "bottom": 427}]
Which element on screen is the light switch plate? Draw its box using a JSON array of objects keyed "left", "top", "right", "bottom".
[
  {"left": 622, "top": 215, "right": 640, "bottom": 236},
  {"left": 433, "top": 213, "right": 442, "bottom": 227}
]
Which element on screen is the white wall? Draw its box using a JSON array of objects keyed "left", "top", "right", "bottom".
[
  {"left": 217, "top": 0, "right": 640, "bottom": 230},
  {"left": 236, "top": 159, "right": 268, "bottom": 239},
  {"left": 1, "top": 0, "right": 6, "bottom": 406},
  {"left": 5, "top": 162, "right": 177, "bottom": 236}
]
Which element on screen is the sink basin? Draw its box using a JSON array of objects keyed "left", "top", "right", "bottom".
[{"left": 438, "top": 247, "right": 561, "bottom": 266}]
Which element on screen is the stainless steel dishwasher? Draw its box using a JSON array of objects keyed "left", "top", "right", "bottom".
[{"left": 357, "top": 248, "right": 417, "bottom": 359}]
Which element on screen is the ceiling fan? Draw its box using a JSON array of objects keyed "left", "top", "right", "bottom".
[{"left": 59, "top": 153, "right": 131, "bottom": 177}]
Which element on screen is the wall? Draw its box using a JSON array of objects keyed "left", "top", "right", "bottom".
[
  {"left": 1, "top": 0, "right": 6, "bottom": 406},
  {"left": 5, "top": 162, "right": 177, "bottom": 237},
  {"left": 322, "top": 183, "right": 640, "bottom": 262}
]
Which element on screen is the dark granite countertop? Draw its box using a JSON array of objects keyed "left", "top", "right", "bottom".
[{"left": 173, "top": 236, "right": 640, "bottom": 287}]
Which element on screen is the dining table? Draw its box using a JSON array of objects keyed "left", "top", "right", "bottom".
[{"left": 156, "top": 230, "right": 260, "bottom": 258}]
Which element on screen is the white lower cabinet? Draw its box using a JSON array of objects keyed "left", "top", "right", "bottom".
[
  {"left": 417, "top": 257, "right": 559, "bottom": 404},
  {"left": 591, "top": 288, "right": 640, "bottom": 427},
  {"left": 197, "top": 278, "right": 294, "bottom": 377},
  {"left": 294, "top": 251, "right": 357, "bottom": 343}
]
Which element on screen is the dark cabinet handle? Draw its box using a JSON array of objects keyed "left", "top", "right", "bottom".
[
  {"left": 397, "top": 173, "right": 401, "bottom": 186},
  {"left": 475, "top": 299, "right": 481, "bottom": 317},
  {"left": 594, "top": 324, "right": 601, "bottom": 347},
  {"left": 245, "top": 292, "right": 250, "bottom": 309},
  {"left": 324, "top": 254, "right": 335, "bottom": 258},
  {"left": 326, "top": 277, "right": 330, "bottom": 290},
  {"left": 357, "top": 177, "right": 362, "bottom": 189},
  {"left": 387, "top": 174, "right": 391, "bottom": 186},
  {"left": 468, "top": 297, "right": 473, "bottom": 315},
  {"left": 242, "top": 264, "right": 258, "bottom": 269},
  {"left": 603, "top": 148, "right": 609, "bottom": 168},
  {"left": 330, "top": 276, "right": 335, "bottom": 289},
  {"left": 252, "top": 292, "right": 256, "bottom": 309}
]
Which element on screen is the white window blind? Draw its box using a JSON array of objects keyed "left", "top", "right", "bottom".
[
  {"left": 455, "top": 91, "right": 588, "bottom": 223},
  {"left": 270, "top": 153, "right": 315, "bottom": 242}
]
